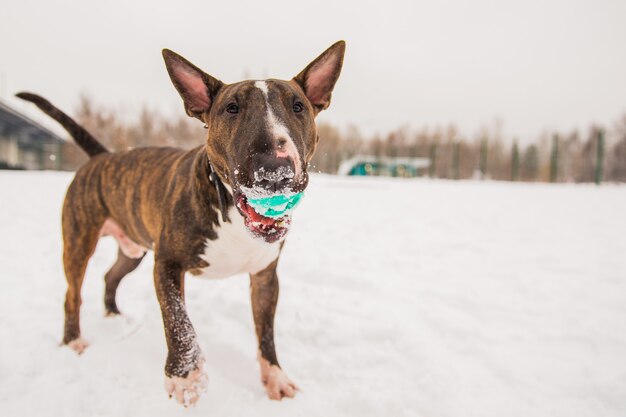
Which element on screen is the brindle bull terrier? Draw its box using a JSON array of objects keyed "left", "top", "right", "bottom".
[{"left": 17, "top": 40, "right": 345, "bottom": 407}]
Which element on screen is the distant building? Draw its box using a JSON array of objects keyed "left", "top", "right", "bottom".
[
  {"left": 338, "top": 155, "right": 430, "bottom": 177},
  {"left": 0, "top": 100, "right": 64, "bottom": 170}
]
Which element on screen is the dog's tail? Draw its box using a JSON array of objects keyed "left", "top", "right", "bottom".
[{"left": 15, "top": 92, "right": 109, "bottom": 158}]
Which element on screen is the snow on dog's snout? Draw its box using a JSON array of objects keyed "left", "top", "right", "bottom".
[{"left": 254, "top": 166, "right": 295, "bottom": 184}]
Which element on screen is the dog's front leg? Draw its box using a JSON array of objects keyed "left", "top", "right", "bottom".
[
  {"left": 154, "top": 260, "right": 207, "bottom": 407},
  {"left": 250, "top": 260, "right": 298, "bottom": 400}
]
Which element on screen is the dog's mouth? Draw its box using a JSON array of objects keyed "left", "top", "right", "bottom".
[{"left": 234, "top": 192, "right": 291, "bottom": 243}]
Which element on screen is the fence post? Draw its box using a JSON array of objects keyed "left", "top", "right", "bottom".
[
  {"left": 452, "top": 141, "right": 460, "bottom": 180},
  {"left": 511, "top": 140, "right": 520, "bottom": 181},
  {"left": 595, "top": 129, "right": 605, "bottom": 185},
  {"left": 429, "top": 143, "right": 437, "bottom": 178},
  {"left": 480, "top": 138, "right": 488, "bottom": 179},
  {"left": 550, "top": 134, "right": 559, "bottom": 183}
]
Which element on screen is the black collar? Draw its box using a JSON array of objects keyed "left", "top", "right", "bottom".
[{"left": 207, "top": 159, "right": 230, "bottom": 223}]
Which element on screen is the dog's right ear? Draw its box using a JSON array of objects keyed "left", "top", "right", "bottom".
[
  {"left": 162, "top": 49, "right": 224, "bottom": 121},
  {"left": 293, "top": 41, "right": 346, "bottom": 114}
]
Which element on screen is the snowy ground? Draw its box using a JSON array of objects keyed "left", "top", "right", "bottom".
[{"left": 1, "top": 171, "right": 625, "bottom": 417}]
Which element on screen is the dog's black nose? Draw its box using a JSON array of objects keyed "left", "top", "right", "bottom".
[{"left": 250, "top": 154, "right": 295, "bottom": 192}]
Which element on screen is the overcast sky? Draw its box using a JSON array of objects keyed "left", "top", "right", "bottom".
[{"left": 1, "top": 0, "right": 625, "bottom": 143}]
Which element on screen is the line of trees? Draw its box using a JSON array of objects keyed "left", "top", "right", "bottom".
[
  {"left": 61, "top": 96, "right": 626, "bottom": 183},
  {"left": 311, "top": 117, "right": 626, "bottom": 183}
]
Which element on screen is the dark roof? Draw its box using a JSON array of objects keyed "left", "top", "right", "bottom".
[{"left": 0, "top": 99, "right": 65, "bottom": 143}]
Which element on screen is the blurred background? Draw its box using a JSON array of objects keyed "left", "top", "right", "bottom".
[
  {"left": 2, "top": 2, "right": 626, "bottom": 416},
  {"left": 1, "top": 0, "right": 625, "bottom": 182}
]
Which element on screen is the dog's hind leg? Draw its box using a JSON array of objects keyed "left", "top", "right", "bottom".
[
  {"left": 62, "top": 227, "right": 100, "bottom": 353},
  {"left": 61, "top": 191, "right": 105, "bottom": 354},
  {"left": 104, "top": 247, "right": 145, "bottom": 316}
]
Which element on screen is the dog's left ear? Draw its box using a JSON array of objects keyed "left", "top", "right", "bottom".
[
  {"left": 293, "top": 41, "right": 346, "bottom": 114},
  {"left": 162, "top": 49, "right": 224, "bottom": 121}
]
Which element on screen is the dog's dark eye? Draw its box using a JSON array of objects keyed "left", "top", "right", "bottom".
[
  {"left": 226, "top": 103, "right": 239, "bottom": 114},
  {"left": 293, "top": 102, "right": 304, "bottom": 113}
]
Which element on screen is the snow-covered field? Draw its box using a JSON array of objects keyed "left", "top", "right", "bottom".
[{"left": 1, "top": 171, "right": 625, "bottom": 417}]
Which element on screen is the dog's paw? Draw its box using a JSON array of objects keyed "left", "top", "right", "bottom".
[
  {"left": 259, "top": 356, "right": 298, "bottom": 400},
  {"left": 164, "top": 364, "right": 208, "bottom": 407},
  {"left": 66, "top": 337, "right": 89, "bottom": 354}
]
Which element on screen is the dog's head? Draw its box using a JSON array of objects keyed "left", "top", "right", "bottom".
[{"left": 163, "top": 41, "right": 345, "bottom": 241}]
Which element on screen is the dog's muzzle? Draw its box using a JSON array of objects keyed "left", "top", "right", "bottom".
[{"left": 234, "top": 154, "right": 308, "bottom": 243}]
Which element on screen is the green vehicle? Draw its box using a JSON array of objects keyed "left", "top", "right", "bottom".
[{"left": 339, "top": 155, "right": 430, "bottom": 178}]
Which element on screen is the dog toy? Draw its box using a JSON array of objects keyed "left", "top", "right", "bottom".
[{"left": 247, "top": 192, "right": 303, "bottom": 219}]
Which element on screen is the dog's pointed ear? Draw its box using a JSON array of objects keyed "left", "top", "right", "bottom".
[
  {"left": 162, "top": 49, "right": 224, "bottom": 121},
  {"left": 293, "top": 41, "right": 346, "bottom": 114}
]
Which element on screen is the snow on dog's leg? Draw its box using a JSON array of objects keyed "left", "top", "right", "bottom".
[
  {"left": 154, "top": 260, "right": 207, "bottom": 406},
  {"left": 165, "top": 360, "right": 208, "bottom": 407}
]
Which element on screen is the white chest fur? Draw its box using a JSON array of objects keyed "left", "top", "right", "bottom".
[{"left": 196, "top": 207, "right": 281, "bottom": 279}]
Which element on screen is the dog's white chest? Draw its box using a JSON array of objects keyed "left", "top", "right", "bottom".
[{"left": 196, "top": 208, "right": 281, "bottom": 279}]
